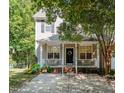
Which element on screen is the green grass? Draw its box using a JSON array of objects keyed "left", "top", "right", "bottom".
[{"left": 9, "top": 68, "right": 37, "bottom": 93}]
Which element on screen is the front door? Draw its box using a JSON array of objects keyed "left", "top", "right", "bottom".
[{"left": 66, "top": 48, "right": 73, "bottom": 63}]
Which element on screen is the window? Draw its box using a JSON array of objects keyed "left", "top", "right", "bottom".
[
  {"left": 45, "top": 23, "right": 52, "bottom": 32},
  {"left": 80, "top": 46, "right": 92, "bottom": 59},
  {"left": 86, "top": 53, "right": 92, "bottom": 59},
  {"left": 48, "top": 53, "right": 53, "bottom": 59},
  {"left": 47, "top": 46, "right": 60, "bottom": 59},
  {"left": 46, "top": 25, "right": 52, "bottom": 32},
  {"left": 80, "top": 53, "right": 85, "bottom": 59},
  {"left": 54, "top": 53, "right": 59, "bottom": 59},
  {"left": 41, "top": 22, "right": 54, "bottom": 33}
]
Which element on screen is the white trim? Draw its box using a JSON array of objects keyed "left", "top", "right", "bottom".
[
  {"left": 78, "top": 59, "right": 94, "bottom": 61},
  {"left": 75, "top": 44, "right": 78, "bottom": 74},
  {"left": 39, "top": 40, "right": 98, "bottom": 45},
  {"left": 45, "top": 59, "right": 61, "bottom": 60},
  {"left": 77, "top": 66, "right": 97, "bottom": 68},
  {"left": 40, "top": 45, "right": 43, "bottom": 65},
  {"left": 63, "top": 41, "right": 98, "bottom": 44},
  {"left": 62, "top": 43, "right": 64, "bottom": 75},
  {"left": 46, "top": 43, "right": 48, "bottom": 60}
]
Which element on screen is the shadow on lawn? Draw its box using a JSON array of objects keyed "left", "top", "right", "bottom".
[{"left": 9, "top": 69, "right": 37, "bottom": 93}]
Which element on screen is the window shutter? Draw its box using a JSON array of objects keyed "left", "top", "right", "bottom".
[
  {"left": 41, "top": 22, "right": 44, "bottom": 33},
  {"left": 51, "top": 23, "right": 54, "bottom": 33}
]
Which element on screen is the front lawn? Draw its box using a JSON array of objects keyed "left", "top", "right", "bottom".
[{"left": 9, "top": 68, "right": 37, "bottom": 93}]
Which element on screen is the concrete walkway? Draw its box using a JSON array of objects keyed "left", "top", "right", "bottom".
[{"left": 16, "top": 74, "right": 114, "bottom": 93}]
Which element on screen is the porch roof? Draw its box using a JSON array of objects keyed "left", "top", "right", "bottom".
[
  {"left": 33, "top": 9, "right": 46, "bottom": 21},
  {"left": 37, "top": 35, "right": 98, "bottom": 45}
]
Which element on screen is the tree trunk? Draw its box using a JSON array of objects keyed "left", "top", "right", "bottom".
[
  {"left": 104, "top": 46, "right": 112, "bottom": 75},
  {"left": 99, "top": 49, "right": 105, "bottom": 76},
  {"left": 27, "top": 53, "right": 29, "bottom": 68}
]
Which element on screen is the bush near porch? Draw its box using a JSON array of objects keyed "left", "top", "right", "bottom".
[
  {"left": 106, "top": 70, "right": 115, "bottom": 80},
  {"left": 41, "top": 65, "right": 54, "bottom": 73}
]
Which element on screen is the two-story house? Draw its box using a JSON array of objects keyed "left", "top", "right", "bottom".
[{"left": 33, "top": 9, "right": 100, "bottom": 74}]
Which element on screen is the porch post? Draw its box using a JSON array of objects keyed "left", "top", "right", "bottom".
[
  {"left": 40, "top": 44, "right": 43, "bottom": 66},
  {"left": 97, "top": 44, "right": 100, "bottom": 68},
  {"left": 75, "top": 43, "right": 78, "bottom": 74},
  {"left": 45, "top": 43, "right": 47, "bottom": 66},
  {"left": 62, "top": 43, "right": 64, "bottom": 75},
  {"left": 35, "top": 42, "right": 41, "bottom": 65}
]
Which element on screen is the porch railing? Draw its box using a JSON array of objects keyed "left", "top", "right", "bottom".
[
  {"left": 77, "top": 59, "right": 96, "bottom": 66},
  {"left": 43, "top": 59, "right": 62, "bottom": 67},
  {"left": 41, "top": 59, "right": 96, "bottom": 67}
]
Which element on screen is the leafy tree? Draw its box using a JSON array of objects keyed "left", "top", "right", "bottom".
[
  {"left": 9, "top": 0, "right": 36, "bottom": 68},
  {"left": 58, "top": 22, "right": 83, "bottom": 41},
  {"left": 10, "top": 0, "right": 115, "bottom": 74},
  {"left": 35, "top": 0, "right": 115, "bottom": 75}
]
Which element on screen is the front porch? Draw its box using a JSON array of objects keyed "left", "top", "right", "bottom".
[
  {"left": 43, "top": 59, "right": 97, "bottom": 67},
  {"left": 36, "top": 40, "right": 100, "bottom": 74}
]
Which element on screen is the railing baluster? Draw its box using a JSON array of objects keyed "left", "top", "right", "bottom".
[
  {"left": 77, "top": 59, "right": 96, "bottom": 66},
  {"left": 44, "top": 59, "right": 62, "bottom": 67}
]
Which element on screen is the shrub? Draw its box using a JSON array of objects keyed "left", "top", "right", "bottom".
[
  {"left": 47, "top": 66, "right": 54, "bottom": 73},
  {"left": 31, "top": 64, "right": 40, "bottom": 74},
  {"left": 41, "top": 65, "right": 54, "bottom": 73},
  {"left": 109, "top": 70, "right": 115, "bottom": 75},
  {"left": 105, "top": 70, "right": 115, "bottom": 80}
]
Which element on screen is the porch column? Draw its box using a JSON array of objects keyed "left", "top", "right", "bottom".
[
  {"left": 35, "top": 42, "right": 41, "bottom": 65},
  {"left": 75, "top": 44, "right": 78, "bottom": 74},
  {"left": 40, "top": 44, "right": 43, "bottom": 67},
  {"left": 97, "top": 44, "right": 100, "bottom": 68},
  {"left": 45, "top": 43, "right": 47, "bottom": 66},
  {"left": 46, "top": 43, "right": 48, "bottom": 66},
  {"left": 62, "top": 43, "right": 64, "bottom": 75}
]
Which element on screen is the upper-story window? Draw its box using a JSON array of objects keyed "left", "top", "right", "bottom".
[
  {"left": 41, "top": 22, "right": 54, "bottom": 33},
  {"left": 45, "top": 24, "right": 52, "bottom": 32}
]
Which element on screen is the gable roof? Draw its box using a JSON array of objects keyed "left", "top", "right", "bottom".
[{"left": 33, "top": 9, "right": 46, "bottom": 21}]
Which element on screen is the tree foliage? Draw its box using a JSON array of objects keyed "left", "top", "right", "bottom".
[
  {"left": 10, "top": 0, "right": 115, "bottom": 74},
  {"left": 58, "top": 22, "right": 83, "bottom": 41},
  {"left": 37, "top": 0, "right": 115, "bottom": 75},
  {"left": 9, "top": 0, "right": 36, "bottom": 67}
]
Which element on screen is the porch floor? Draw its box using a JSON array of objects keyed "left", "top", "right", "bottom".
[{"left": 16, "top": 74, "right": 114, "bottom": 93}]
